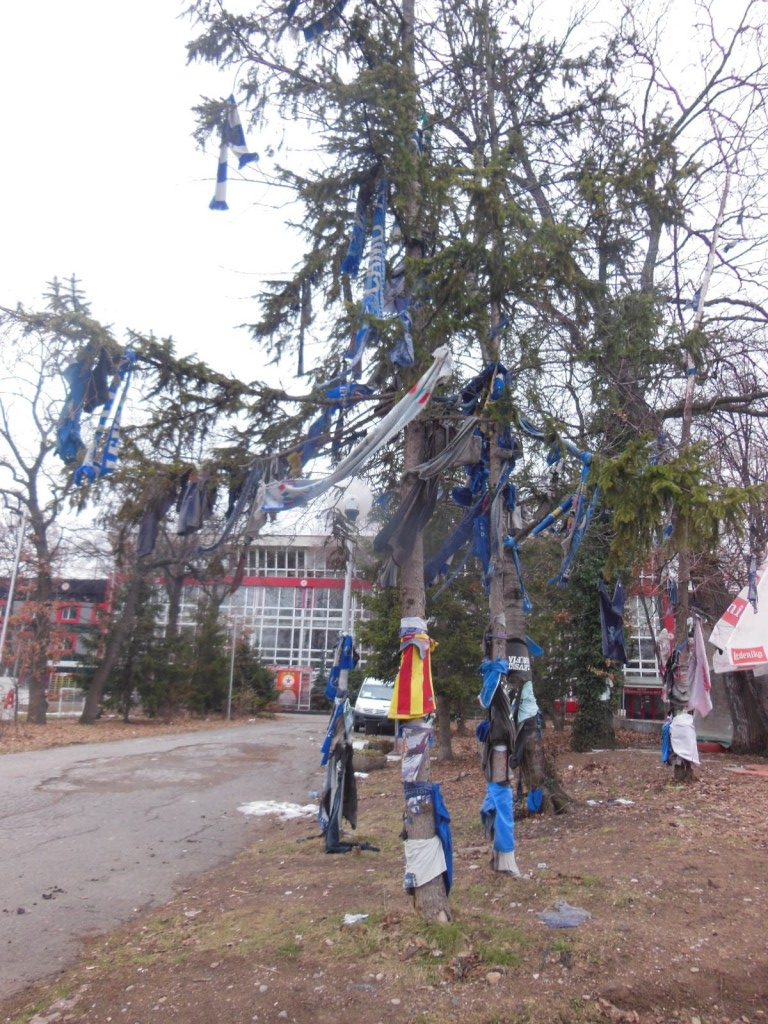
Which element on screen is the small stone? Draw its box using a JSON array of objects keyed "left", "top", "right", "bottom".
[
  {"left": 486, "top": 971, "right": 502, "bottom": 985},
  {"left": 691, "top": 1017, "right": 702, "bottom": 1024},
  {"left": 259, "top": 985, "right": 268, "bottom": 993},
  {"left": 690, "top": 966, "right": 700, "bottom": 973},
  {"left": 278, "top": 1012, "right": 288, "bottom": 1019},
  {"left": 375, "top": 973, "right": 384, "bottom": 981},
  {"left": 390, "top": 998, "right": 401, "bottom": 1005}
]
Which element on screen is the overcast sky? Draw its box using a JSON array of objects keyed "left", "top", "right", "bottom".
[
  {"left": 0, "top": 0, "right": 297, "bottom": 383},
  {"left": 0, "top": 0, "right": 734, "bottom": 383}
]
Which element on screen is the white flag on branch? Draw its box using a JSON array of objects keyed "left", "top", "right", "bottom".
[{"left": 709, "top": 561, "right": 768, "bottom": 673}]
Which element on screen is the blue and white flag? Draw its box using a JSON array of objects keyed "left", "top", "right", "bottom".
[
  {"left": 209, "top": 95, "right": 259, "bottom": 211},
  {"left": 345, "top": 178, "right": 387, "bottom": 373}
]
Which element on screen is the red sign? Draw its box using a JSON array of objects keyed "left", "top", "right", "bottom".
[
  {"left": 275, "top": 669, "right": 300, "bottom": 707},
  {"left": 732, "top": 646, "right": 767, "bottom": 666},
  {"left": 722, "top": 597, "right": 748, "bottom": 627}
]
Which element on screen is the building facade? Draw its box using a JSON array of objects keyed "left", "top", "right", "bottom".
[
  {"left": 0, "top": 577, "right": 110, "bottom": 711},
  {"left": 154, "top": 534, "right": 371, "bottom": 710},
  {"left": 622, "top": 577, "right": 675, "bottom": 720}
]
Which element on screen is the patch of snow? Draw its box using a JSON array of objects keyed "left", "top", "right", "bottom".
[{"left": 238, "top": 801, "right": 317, "bottom": 820}]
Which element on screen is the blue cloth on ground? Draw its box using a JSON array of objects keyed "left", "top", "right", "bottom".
[
  {"left": 480, "top": 782, "right": 515, "bottom": 853},
  {"left": 537, "top": 901, "right": 591, "bottom": 928}
]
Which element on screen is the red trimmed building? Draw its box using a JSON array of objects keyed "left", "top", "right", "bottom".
[{"left": 154, "top": 534, "right": 372, "bottom": 710}]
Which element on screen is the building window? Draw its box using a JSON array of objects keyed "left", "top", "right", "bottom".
[
  {"left": 625, "top": 596, "right": 660, "bottom": 678},
  {"left": 250, "top": 547, "right": 307, "bottom": 577},
  {"left": 58, "top": 605, "right": 80, "bottom": 623}
]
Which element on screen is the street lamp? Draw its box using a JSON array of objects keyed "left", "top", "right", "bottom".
[
  {"left": 339, "top": 496, "right": 359, "bottom": 646},
  {"left": 0, "top": 507, "right": 27, "bottom": 676},
  {"left": 336, "top": 495, "right": 361, "bottom": 697},
  {"left": 226, "top": 616, "right": 238, "bottom": 721}
]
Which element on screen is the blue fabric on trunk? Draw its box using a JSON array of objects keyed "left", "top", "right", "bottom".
[
  {"left": 479, "top": 658, "right": 508, "bottom": 710},
  {"left": 527, "top": 788, "right": 544, "bottom": 814},
  {"left": 404, "top": 782, "right": 453, "bottom": 893},
  {"left": 480, "top": 782, "right": 515, "bottom": 853}
]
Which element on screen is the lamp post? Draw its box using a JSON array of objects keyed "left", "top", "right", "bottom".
[
  {"left": 0, "top": 507, "right": 26, "bottom": 676},
  {"left": 338, "top": 496, "right": 359, "bottom": 695},
  {"left": 226, "top": 616, "right": 238, "bottom": 721}
]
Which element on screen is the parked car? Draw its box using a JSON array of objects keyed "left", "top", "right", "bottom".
[{"left": 353, "top": 678, "right": 395, "bottom": 734}]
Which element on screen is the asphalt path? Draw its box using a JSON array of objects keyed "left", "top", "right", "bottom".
[{"left": 0, "top": 715, "right": 326, "bottom": 1000}]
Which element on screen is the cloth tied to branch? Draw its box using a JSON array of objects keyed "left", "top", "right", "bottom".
[{"left": 209, "top": 95, "right": 258, "bottom": 211}]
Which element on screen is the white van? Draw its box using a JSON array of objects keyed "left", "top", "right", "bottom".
[{"left": 353, "top": 678, "right": 395, "bottom": 734}]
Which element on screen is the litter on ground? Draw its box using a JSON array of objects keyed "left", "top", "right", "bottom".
[{"left": 536, "top": 900, "right": 592, "bottom": 928}]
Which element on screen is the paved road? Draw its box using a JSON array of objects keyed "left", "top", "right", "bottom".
[{"left": 0, "top": 716, "right": 325, "bottom": 1000}]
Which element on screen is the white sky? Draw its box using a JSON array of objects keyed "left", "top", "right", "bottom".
[
  {"left": 0, "top": 0, "right": 743, "bottom": 383},
  {"left": 0, "top": 0, "right": 297, "bottom": 383}
]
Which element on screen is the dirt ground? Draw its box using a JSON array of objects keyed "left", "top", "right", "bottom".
[{"left": 2, "top": 726, "right": 767, "bottom": 1024}]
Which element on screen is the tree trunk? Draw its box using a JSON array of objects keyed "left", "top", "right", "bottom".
[
  {"left": 436, "top": 693, "right": 453, "bottom": 762},
  {"left": 400, "top": 420, "right": 451, "bottom": 923},
  {"left": 722, "top": 670, "right": 768, "bottom": 755},
  {"left": 80, "top": 571, "right": 142, "bottom": 724},
  {"left": 27, "top": 569, "right": 53, "bottom": 725}
]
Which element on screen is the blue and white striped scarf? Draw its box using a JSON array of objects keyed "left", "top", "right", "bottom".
[
  {"left": 209, "top": 95, "right": 259, "bottom": 211},
  {"left": 74, "top": 350, "right": 137, "bottom": 486},
  {"left": 345, "top": 178, "right": 387, "bottom": 374}
]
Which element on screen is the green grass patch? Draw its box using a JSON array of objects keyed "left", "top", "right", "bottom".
[{"left": 476, "top": 923, "right": 527, "bottom": 967}]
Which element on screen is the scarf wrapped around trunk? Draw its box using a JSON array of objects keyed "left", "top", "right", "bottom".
[{"left": 388, "top": 624, "right": 437, "bottom": 721}]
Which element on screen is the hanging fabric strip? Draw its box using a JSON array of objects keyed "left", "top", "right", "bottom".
[
  {"left": 413, "top": 418, "right": 480, "bottom": 479},
  {"left": 390, "top": 300, "right": 415, "bottom": 368},
  {"left": 340, "top": 180, "right": 370, "bottom": 278},
  {"left": 503, "top": 536, "right": 533, "bottom": 614},
  {"left": 529, "top": 495, "right": 574, "bottom": 538},
  {"left": 325, "top": 634, "right": 355, "bottom": 700},
  {"left": 748, "top": 554, "right": 758, "bottom": 612},
  {"left": 345, "top": 178, "right": 387, "bottom": 374},
  {"left": 196, "top": 463, "right": 263, "bottom": 555},
  {"left": 261, "top": 345, "right": 452, "bottom": 511},
  {"left": 687, "top": 615, "right": 713, "bottom": 718},
  {"left": 74, "top": 350, "right": 136, "bottom": 486},
  {"left": 425, "top": 495, "right": 486, "bottom": 586},
  {"left": 598, "top": 579, "right": 628, "bottom": 663},
  {"left": 97, "top": 353, "right": 136, "bottom": 477},
  {"left": 549, "top": 486, "right": 600, "bottom": 587},
  {"left": 209, "top": 95, "right": 258, "bottom": 211},
  {"left": 303, "top": 0, "right": 348, "bottom": 41}
]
